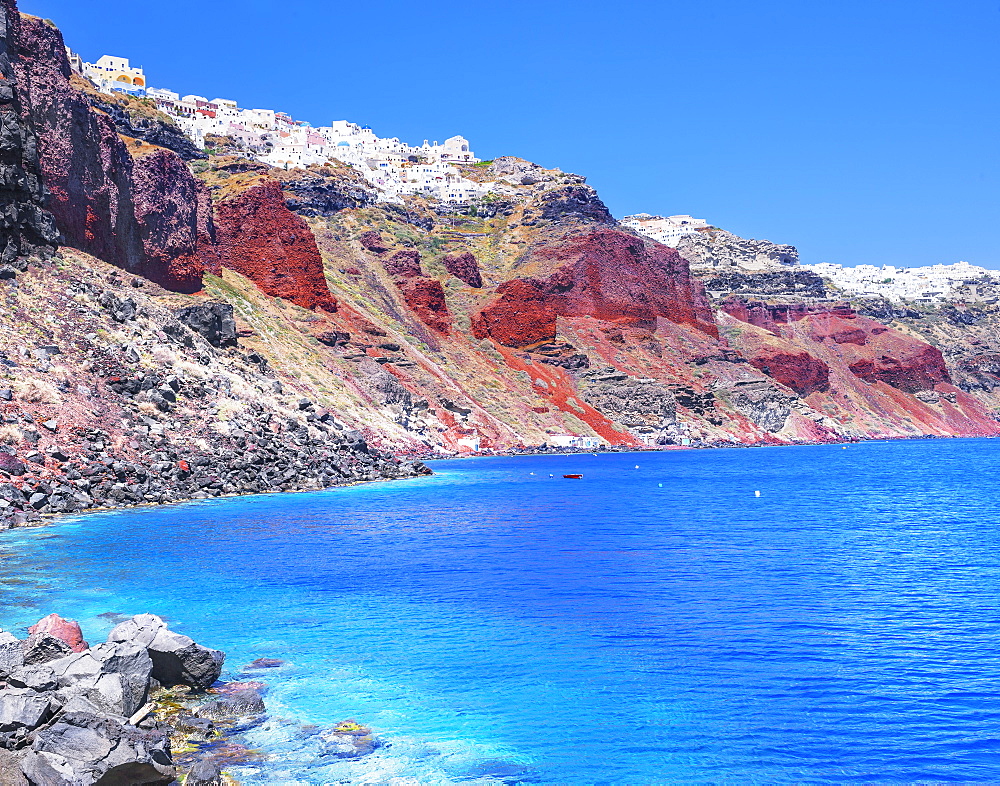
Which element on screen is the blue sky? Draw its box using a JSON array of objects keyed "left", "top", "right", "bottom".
[{"left": 21, "top": 0, "right": 1000, "bottom": 268}]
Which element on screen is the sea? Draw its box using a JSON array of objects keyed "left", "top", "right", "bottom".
[{"left": 3, "top": 438, "right": 1000, "bottom": 784}]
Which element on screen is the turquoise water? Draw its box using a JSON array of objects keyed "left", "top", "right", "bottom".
[{"left": 3, "top": 440, "right": 1000, "bottom": 782}]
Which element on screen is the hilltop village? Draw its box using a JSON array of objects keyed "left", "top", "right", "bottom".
[{"left": 72, "top": 51, "right": 997, "bottom": 305}]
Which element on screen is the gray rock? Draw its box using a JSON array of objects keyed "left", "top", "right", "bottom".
[
  {"left": 0, "top": 688, "right": 53, "bottom": 733},
  {"left": 21, "top": 633, "right": 73, "bottom": 666},
  {"left": 107, "top": 614, "right": 224, "bottom": 692},
  {"left": 98, "top": 291, "right": 137, "bottom": 322},
  {"left": 185, "top": 758, "right": 224, "bottom": 786},
  {"left": 46, "top": 642, "right": 153, "bottom": 718},
  {"left": 21, "top": 712, "right": 175, "bottom": 785},
  {"left": 6, "top": 665, "right": 58, "bottom": 693},
  {"left": 0, "top": 389, "right": 11, "bottom": 402},
  {"left": 0, "top": 633, "right": 24, "bottom": 679},
  {"left": 174, "top": 303, "right": 237, "bottom": 349}
]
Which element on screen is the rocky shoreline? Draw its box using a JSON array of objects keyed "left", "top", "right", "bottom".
[{"left": 0, "top": 613, "right": 381, "bottom": 785}]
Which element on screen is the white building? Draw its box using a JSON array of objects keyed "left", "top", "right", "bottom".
[
  {"left": 548, "top": 434, "right": 602, "bottom": 449},
  {"left": 82, "top": 55, "right": 146, "bottom": 95},
  {"left": 621, "top": 214, "right": 710, "bottom": 247},
  {"left": 806, "top": 260, "right": 991, "bottom": 302}
]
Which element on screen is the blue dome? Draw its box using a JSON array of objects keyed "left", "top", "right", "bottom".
[{"left": 337, "top": 141, "right": 350, "bottom": 147}]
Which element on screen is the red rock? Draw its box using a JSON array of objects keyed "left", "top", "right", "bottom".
[
  {"left": 358, "top": 230, "right": 388, "bottom": 254},
  {"left": 720, "top": 299, "right": 856, "bottom": 334},
  {"left": 397, "top": 276, "right": 451, "bottom": 334},
  {"left": 383, "top": 249, "right": 423, "bottom": 278},
  {"left": 804, "top": 314, "right": 949, "bottom": 393},
  {"left": 442, "top": 252, "right": 483, "bottom": 288},
  {"left": 13, "top": 16, "right": 210, "bottom": 292},
  {"left": 743, "top": 339, "right": 830, "bottom": 395},
  {"left": 28, "top": 613, "right": 87, "bottom": 653},
  {"left": 210, "top": 181, "right": 337, "bottom": 311},
  {"left": 472, "top": 228, "right": 717, "bottom": 347}
]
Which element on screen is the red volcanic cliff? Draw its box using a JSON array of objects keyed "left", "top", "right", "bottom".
[
  {"left": 472, "top": 228, "right": 717, "bottom": 347},
  {"left": 375, "top": 248, "right": 452, "bottom": 333},
  {"left": 721, "top": 298, "right": 856, "bottom": 333},
  {"left": 738, "top": 332, "right": 831, "bottom": 395},
  {"left": 807, "top": 314, "right": 950, "bottom": 393},
  {"left": 210, "top": 181, "right": 336, "bottom": 311},
  {"left": 442, "top": 251, "right": 483, "bottom": 288},
  {"left": 12, "top": 15, "right": 211, "bottom": 292},
  {"left": 397, "top": 276, "right": 451, "bottom": 334}
]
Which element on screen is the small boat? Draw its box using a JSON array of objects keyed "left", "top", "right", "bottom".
[{"left": 563, "top": 474, "right": 584, "bottom": 479}]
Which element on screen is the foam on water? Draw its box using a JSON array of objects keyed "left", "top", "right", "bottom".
[{"left": 3, "top": 440, "right": 1000, "bottom": 782}]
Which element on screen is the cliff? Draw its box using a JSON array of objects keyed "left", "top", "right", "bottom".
[
  {"left": 11, "top": 14, "right": 211, "bottom": 292},
  {"left": 0, "top": 3, "right": 60, "bottom": 270},
  {"left": 2, "top": 1, "right": 1000, "bottom": 532}
]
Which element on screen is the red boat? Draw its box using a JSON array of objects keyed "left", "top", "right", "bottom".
[{"left": 563, "top": 474, "right": 584, "bottom": 479}]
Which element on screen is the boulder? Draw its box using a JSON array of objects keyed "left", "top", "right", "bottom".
[
  {"left": 21, "top": 633, "right": 73, "bottom": 666},
  {"left": 0, "top": 750, "right": 28, "bottom": 786},
  {"left": 46, "top": 642, "right": 153, "bottom": 718},
  {"left": 0, "top": 633, "right": 24, "bottom": 680},
  {"left": 0, "top": 688, "right": 53, "bottom": 734},
  {"left": 318, "top": 720, "right": 380, "bottom": 759},
  {"left": 107, "top": 615, "right": 224, "bottom": 692},
  {"left": 185, "top": 758, "right": 225, "bottom": 786},
  {"left": 0, "top": 453, "right": 25, "bottom": 477},
  {"left": 21, "top": 712, "right": 175, "bottom": 785},
  {"left": 357, "top": 230, "right": 388, "bottom": 254},
  {"left": 6, "top": 665, "right": 58, "bottom": 693},
  {"left": 174, "top": 303, "right": 238, "bottom": 349},
  {"left": 28, "top": 614, "right": 88, "bottom": 653}
]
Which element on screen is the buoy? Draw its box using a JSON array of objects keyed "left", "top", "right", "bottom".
[
  {"left": 658, "top": 483, "right": 663, "bottom": 488},
  {"left": 754, "top": 490, "right": 761, "bottom": 497},
  {"left": 842, "top": 446, "right": 847, "bottom": 450}
]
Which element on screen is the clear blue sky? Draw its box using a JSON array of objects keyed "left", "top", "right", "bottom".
[{"left": 21, "top": 0, "right": 1000, "bottom": 268}]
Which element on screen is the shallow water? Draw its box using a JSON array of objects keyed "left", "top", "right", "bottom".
[{"left": 3, "top": 439, "right": 1000, "bottom": 783}]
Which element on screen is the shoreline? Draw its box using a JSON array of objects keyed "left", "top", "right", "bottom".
[{"left": 3, "top": 431, "right": 992, "bottom": 530}]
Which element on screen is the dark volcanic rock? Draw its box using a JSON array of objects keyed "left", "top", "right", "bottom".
[
  {"left": 175, "top": 302, "right": 238, "bottom": 348},
  {"left": 21, "top": 633, "right": 73, "bottom": 666},
  {"left": 108, "top": 614, "right": 224, "bottom": 692},
  {"left": 12, "top": 14, "right": 212, "bottom": 291},
  {"left": 21, "top": 711, "right": 175, "bottom": 785},
  {"left": 85, "top": 92, "right": 205, "bottom": 161},
  {"left": 0, "top": 2, "right": 61, "bottom": 265},
  {"left": 702, "top": 269, "right": 827, "bottom": 298},
  {"left": 522, "top": 185, "right": 615, "bottom": 225},
  {"left": 383, "top": 249, "right": 423, "bottom": 278},
  {"left": 278, "top": 163, "right": 377, "bottom": 216},
  {"left": 358, "top": 230, "right": 388, "bottom": 254}
]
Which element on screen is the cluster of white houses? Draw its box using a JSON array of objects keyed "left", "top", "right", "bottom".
[
  {"left": 620, "top": 213, "right": 710, "bottom": 248},
  {"left": 66, "top": 52, "right": 493, "bottom": 206},
  {"left": 805, "top": 261, "right": 993, "bottom": 303}
]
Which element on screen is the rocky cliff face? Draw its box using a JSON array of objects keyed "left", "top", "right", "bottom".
[
  {"left": 0, "top": 3, "right": 59, "bottom": 270},
  {"left": 2, "top": 1, "right": 998, "bottom": 506},
  {"left": 472, "top": 228, "right": 718, "bottom": 347},
  {"left": 11, "top": 14, "right": 210, "bottom": 292},
  {"left": 209, "top": 180, "right": 336, "bottom": 311}
]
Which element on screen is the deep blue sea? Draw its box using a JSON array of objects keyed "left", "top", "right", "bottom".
[{"left": 3, "top": 439, "right": 1000, "bottom": 783}]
